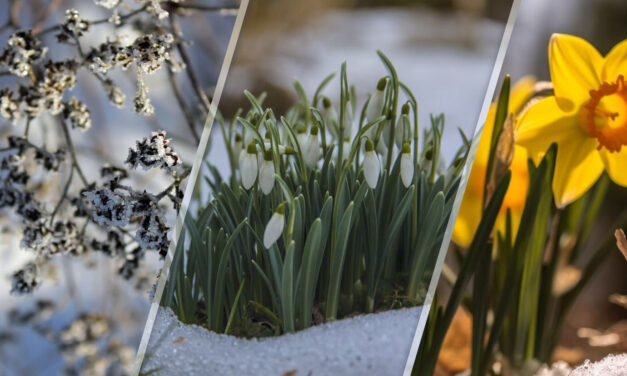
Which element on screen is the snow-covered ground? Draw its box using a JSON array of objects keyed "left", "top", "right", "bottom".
[{"left": 142, "top": 306, "right": 423, "bottom": 376}]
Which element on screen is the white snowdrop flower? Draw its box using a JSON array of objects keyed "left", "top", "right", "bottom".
[
  {"left": 341, "top": 138, "right": 351, "bottom": 160},
  {"left": 264, "top": 203, "right": 285, "bottom": 249},
  {"left": 363, "top": 138, "right": 380, "bottom": 189},
  {"left": 395, "top": 103, "right": 412, "bottom": 148},
  {"left": 296, "top": 124, "right": 308, "bottom": 148},
  {"left": 400, "top": 143, "right": 414, "bottom": 188},
  {"left": 322, "top": 97, "right": 337, "bottom": 136},
  {"left": 259, "top": 150, "right": 275, "bottom": 195},
  {"left": 239, "top": 143, "right": 258, "bottom": 190},
  {"left": 366, "top": 78, "right": 387, "bottom": 123},
  {"left": 341, "top": 97, "right": 353, "bottom": 139},
  {"left": 232, "top": 133, "right": 243, "bottom": 166},
  {"left": 244, "top": 130, "right": 255, "bottom": 149},
  {"left": 302, "top": 124, "right": 321, "bottom": 168}
]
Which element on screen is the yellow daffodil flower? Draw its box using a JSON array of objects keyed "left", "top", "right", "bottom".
[
  {"left": 516, "top": 34, "right": 627, "bottom": 208},
  {"left": 452, "top": 77, "right": 535, "bottom": 247}
]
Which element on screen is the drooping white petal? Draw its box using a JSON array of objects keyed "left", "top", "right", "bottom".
[
  {"left": 263, "top": 212, "right": 284, "bottom": 248},
  {"left": 366, "top": 89, "right": 385, "bottom": 123},
  {"left": 259, "top": 160, "right": 275, "bottom": 195},
  {"left": 363, "top": 150, "right": 380, "bottom": 189},
  {"left": 233, "top": 140, "right": 242, "bottom": 167},
  {"left": 303, "top": 134, "right": 321, "bottom": 168},
  {"left": 395, "top": 114, "right": 412, "bottom": 149},
  {"left": 240, "top": 151, "right": 258, "bottom": 189},
  {"left": 400, "top": 152, "right": 414, "bottom": 188}
]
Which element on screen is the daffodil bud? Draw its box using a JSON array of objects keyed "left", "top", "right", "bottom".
[
  {"left": 303, "top": 124, "right": 321, "bottom": 168},
  {"left": 239, "top": 142, "right": 258, "bottom": 190},
  {"left": 363, "top": 138, "right": 380, "bottom": 189},
  {"left": 366, "top": 77, "right": 386, "bottom": 124},
  {"left": 395, "top": 103, "right": 412, "bottom": 148},
  {"left": 400, "top": 142, "right": 413, "bottom": 188},
  {"left": 259, "top": 150, "right": 275, "bottom": 195},
  {"left": 264, "top": 203, "right": 285, "bottom": 249}
]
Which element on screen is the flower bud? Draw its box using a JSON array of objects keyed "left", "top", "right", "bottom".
[
  {"left": 342, "top": 96, "right": 353, "bottom": 139},
  {"left": 366, "top": 77, "right": 386, "bottom": 124},
  {"left": 239, "top": 142, "right": 258, "bottom": 190},
  {"left": 264, "top": 203, "right": 285, "bottom": 249},
  {"left": 303, "top": 124, "right": 321, "bottom": 168},
  {"left": 259, "top": 150, "right": 275, "bottom": 195},
  {"left": 395, "top": 103, "right": 412, "bottom": 148},
  {"left": 363, "top": 138, "right": 380, "bottom": 189},
  {"left": 400, "top": 142, "right": 413, "bottom": 188},
  {"left": 233, "top": 133, "right": 243, "bottom": 166}
]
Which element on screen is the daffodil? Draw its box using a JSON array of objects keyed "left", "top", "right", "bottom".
[
  {"left": 516, "top": 34, "right": 627, "bottom": 208},
  {"left": 400, "top": 142, "right": 413, "bottom": 188},
  {"left": 452, "top": 77, "right": 536, "bottom": 247},
  {"left": 263, "top": 203, "right": 285, "bottom": 249},
  {"left": 363, "top": 137, "right": 380, "bottom": 188}
]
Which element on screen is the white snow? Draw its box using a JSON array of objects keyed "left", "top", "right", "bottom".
[
  {"left": 535, "top": 354, "right": 627, "bottom": 376},
  {"left": 141, "top": 306, "right": 422, "bottom": 376}
]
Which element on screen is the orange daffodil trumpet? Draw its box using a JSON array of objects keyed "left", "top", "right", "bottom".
[
  {"left": 452, "top": 77, "right": 536, "bottom": 247},
  {"left": 516, "top": 34, "right": 627, "bottom": 208}
]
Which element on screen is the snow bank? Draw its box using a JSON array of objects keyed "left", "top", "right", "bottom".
[{"left": 141, "top": 306, "right": 422, "bottom": 375}]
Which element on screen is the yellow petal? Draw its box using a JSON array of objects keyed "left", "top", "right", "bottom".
[
  {"left": 602, "top": 38, "right": 627, "bottom": 82},
  {"left": 452, "top": 188, "right": 482, "bottom": 248},
  {"left": 553, "top": 137, "right": 604, "bottom": 208},
  {"left": 599, "top": 147, "right": 627, "bottom": 187},
  {"left": 549, "top": 34, "right": 603, "bottom": 109},
  {"left": 515, "top": 96, "right": 582, "bottom": 164}
]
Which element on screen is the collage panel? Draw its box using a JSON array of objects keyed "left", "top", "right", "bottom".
[
  {"left": 0, "top": 1, "right": 240, "bottom": 374},
  {"left": 412, "top": 0, "right": 627, "bottom": 375},
  {"left": 137, "top": 1, "right": 515, "bottom": 375}
]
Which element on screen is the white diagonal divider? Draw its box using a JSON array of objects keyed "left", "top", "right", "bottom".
[
  {"left": 402, "top": 0, "right": 523, "bottom": 374},
  {"left": 132, "top": 1, "right": 250, "bottom": 374}
]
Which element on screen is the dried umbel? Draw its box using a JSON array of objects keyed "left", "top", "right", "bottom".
[{"left": 0, "top": 31, "right": 47, "bottom": 77}]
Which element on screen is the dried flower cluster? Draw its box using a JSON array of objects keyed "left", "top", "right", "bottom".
[
  {"left": 0, "top": 0, "right": 236, "bottom": 373},
  {"left": 6, "top": 302, "right": 135, "bottom": 374}
]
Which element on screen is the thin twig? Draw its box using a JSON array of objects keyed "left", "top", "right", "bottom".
[
  {"left": 169, "top": 14, "right": 211, "bottom": 114},
  {"left": 32, "top": 0, "right": 62, "bottom": 34},
  {"left": 58, "top": 117, "right": 89, "bottom": 186},
  {"left": 166, "top": 67, "right": 200, "bottom": 142},
  {"left": 170, "top": 1, "right": 239, "bottom": 13},
  {"left": 49, "top": 167, "right": 74, "bottom": 224}
]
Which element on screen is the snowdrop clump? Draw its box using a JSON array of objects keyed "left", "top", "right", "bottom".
[{"left": 163, "top": 53, "right": 469, "bottom": 337}]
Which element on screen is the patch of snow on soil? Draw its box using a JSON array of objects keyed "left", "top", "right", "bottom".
[
  {"left": 141, "top": 306, "right": 422, "bottom": 376},
  {"left": 536, "top": 354, "right": 627, "bottom": 376}
]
